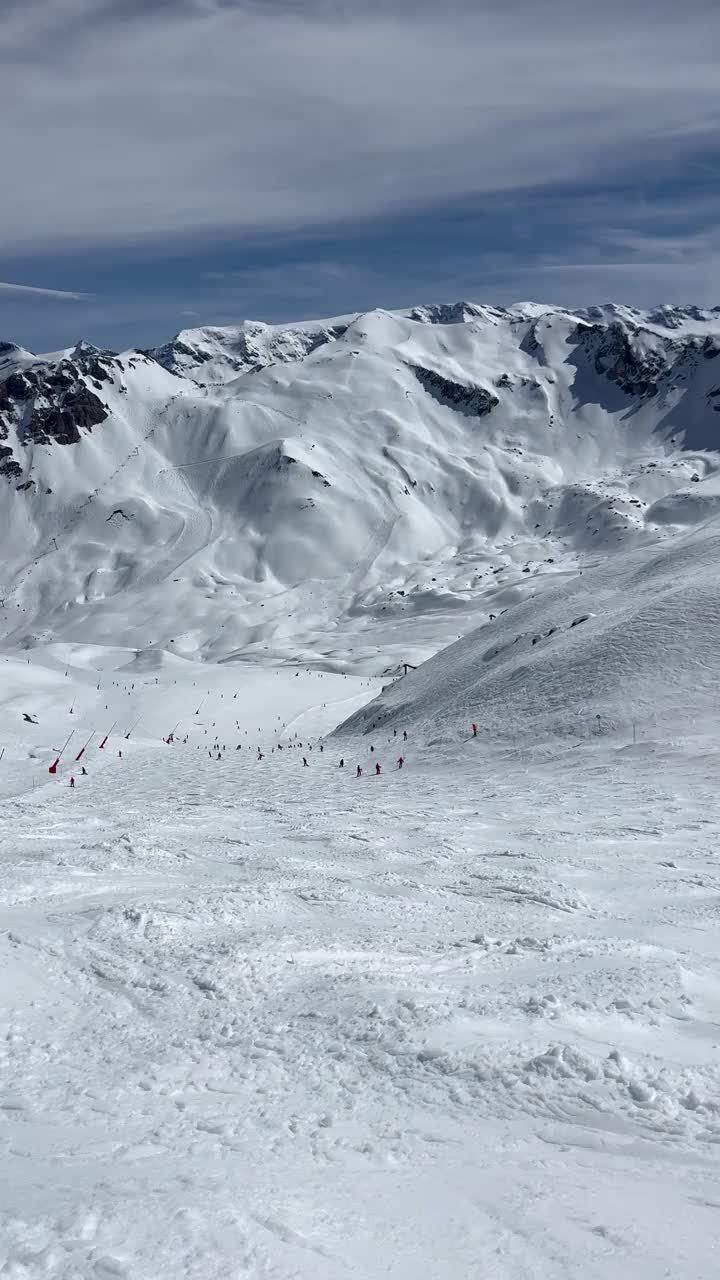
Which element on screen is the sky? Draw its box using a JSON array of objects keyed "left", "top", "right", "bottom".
[{"left": 2, "top": 0, "right": 720, "bottom": 352}]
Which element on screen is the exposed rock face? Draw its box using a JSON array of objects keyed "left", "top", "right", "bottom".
[
  {"left": 575, "top": 321, "right": 675, "bottom": 397},
  {"left": 0, "top": 444, "right": 23, "bottom": 484},
  {"left": 0, "top": 348, "right": 119, "bottom": 481},
  {"left": 409, "top": 363, "right": 499, "bottom": 417}
]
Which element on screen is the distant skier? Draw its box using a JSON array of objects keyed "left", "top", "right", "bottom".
[
  {"left": 472, "top": 723, "right": 477, "bottom": 738},
  {"left": 69, "top": 776, "right": 75, "bottom": 788},
  {"left": 403, "top": 730, "right": 408, "bottom": 742},
  {"left": 397, "top": 756, "right": 404, "bottom": 769},
  {"left": 81, "top": 766, "right": 87, "bottom": 776},
  {"left": 22, "top": 712, "right": 38, "bottom": 725},
  {"left": 375, "top": 762, "right": 381, "bottom": 776},
  {"left": 339, "top": 758, "right": 344, "bottom": 768},
  {"left": 356, "top": 765, "right": 362, "bottom": 777},
  {"left": 303, "top": 757, "right": 308, "bottom": 767}
]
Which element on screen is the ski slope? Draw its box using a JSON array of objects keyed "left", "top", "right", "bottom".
[
  {"left": 1, "top": 649, "right": 719, "bottom": 1278},
  {"left": 2, "top": 299, "right": 720, "bottom": 1277},
  {"left": 339, "top": 515, "right": 720, "bottom": 747}
]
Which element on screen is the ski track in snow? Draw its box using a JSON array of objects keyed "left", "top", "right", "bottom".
[{"left": 1, "top": 672, "right": 720, "bottom": 1278}]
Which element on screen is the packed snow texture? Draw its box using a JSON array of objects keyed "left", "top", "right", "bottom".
[
  {"left": 1, "top": 301, "right": 720, "bottom": 1278},
  {"left": 2, "top": 650, "right": 720, "bottom": 1278}
]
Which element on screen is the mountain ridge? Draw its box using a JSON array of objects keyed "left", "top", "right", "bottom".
[{"left": 1, "top": 300, "right": 719, "bottom": 671}]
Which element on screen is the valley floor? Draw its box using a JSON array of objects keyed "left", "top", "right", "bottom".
[{"left": 1, "top": 682, "right": 720, "bottom": 1277}]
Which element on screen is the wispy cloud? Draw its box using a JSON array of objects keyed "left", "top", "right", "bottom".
[
  {"left": 0, "top": 280, "right": 90, "bottom": 300},
  {"left": 0, "top": 0, "right": 718, "bottom": 251}
]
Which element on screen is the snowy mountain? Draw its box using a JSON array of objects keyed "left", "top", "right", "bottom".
[
  {"left": 1, "top": 301, "right": 719, "bottom": 670},
  {"left": 4, "top": 301, "right": 720, "bottom": 1279}
]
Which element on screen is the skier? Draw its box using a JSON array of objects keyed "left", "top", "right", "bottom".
[
  {"left": 403, "top": 730, "right": 408, "bottom": 742},
  {"left": 472, "top": 723, "right": 477, "bottom": 738},
  {"left": 356, "top": 765, "right": 362, "bottom": 778},
  {"left": 69, "top": 776, "right": 75, "bottom": 788},
  {"left": 397, "top": 756, "right": 404, "bottom": 769},
  {"left": 81, "top": 766, "right": 88, "bottom": 776},
  {"left": 339, "top": 758, "right": 344, "bottom": 768},
  {"left": 303, "top": 757, "right": 308, "bottom": 767},
  {"left": 375, "top": 762, "right": 381, "bottom": 776}
]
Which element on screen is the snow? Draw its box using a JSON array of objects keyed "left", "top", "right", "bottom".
[
  {"left": 3, "top": 302, "right": 720, "bottom": 673},
  {"left": 2, "top": 650, "right": 720, "bottom": 1278},
  {"left": 1, "top": 300, "right": 720, "bottom": 1276},
  {"left": 339, "top": 516, "right": 720, "bottom": 746}
]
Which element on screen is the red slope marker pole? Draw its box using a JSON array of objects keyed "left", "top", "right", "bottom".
[
  {"left": 49, "top": 729, "right": 75, "bottom": 774},
  {"left": 75, "top": 731, "right": 95, "bottom": 762},
  {"left": 98, "top": 720, "right": 118, "bottom": 749}
]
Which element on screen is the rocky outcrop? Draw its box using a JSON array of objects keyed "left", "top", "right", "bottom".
[
  {"left": 409, "top": 363, "right": 499, "bottom": 417},
  {"left": 0, "top": 348, "right": 119, "bottom": 470},
  {"left": 0, "top": 444, "right": 23, "bottom": 484},
  {"left": 573, "top": 321, "right": 676, "bottom": 398}
]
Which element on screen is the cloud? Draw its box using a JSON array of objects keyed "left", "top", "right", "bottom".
[
  {"left": 1, "top": 0, "right": 718, "bottom": 252},
  {"left": 0, "top": 280, "right": 90, "bottom": 300}
]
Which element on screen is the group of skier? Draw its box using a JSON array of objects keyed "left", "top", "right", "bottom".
[{"left": 65, "top": 720, "right": 480, "bottom": 788}]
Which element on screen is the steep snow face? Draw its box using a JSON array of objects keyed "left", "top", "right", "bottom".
[{"left": 0, "top": 302, "right": 719, "bottom": 667}]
